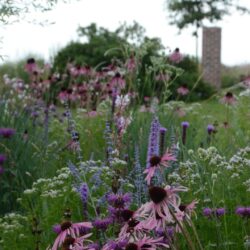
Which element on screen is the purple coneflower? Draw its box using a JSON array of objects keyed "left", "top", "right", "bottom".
[
  {"left": 221, "top": 92, "right": 236, "bottom": 105},
  {"left": 52, "top": 221, "right": 92, "bottom": 250},
  {"left": 169, "top": 48, "right": 183, "bottom": 64},
  {"left": 118, "top": 209, "right": 145, "bottom": 240},
  {"left": 59, "top": 233, "right": 93, "bottom": 250},
  {"left": 177, "top": 85, "right": 189, "bottom": 96},
  {"left": 126, "top": 55, "right": 136, "bottom": 72},
  {"left": 143, "top": 150, "right": 176, "bottom": 185},
  {"left": 124, "top": 235, "right": 169, "bottom": 250},
  {"left": 110, "top": 72, "right": 126, "bottom": 90},
  {"left": 25, "top": 58, "right": 37, "bottom": 73},
  {"left": 138, "top": 185, "right": 187, "bottom": 231}
]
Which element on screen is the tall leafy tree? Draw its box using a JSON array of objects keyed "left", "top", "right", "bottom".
[
  {"left": 166, "top": 0, "right": 250, "bottom": 57},
  {"left": 0, "top": 0, "right": 77, "bottom": 24}
]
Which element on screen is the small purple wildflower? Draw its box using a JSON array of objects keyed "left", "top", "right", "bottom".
[
  {"left": 0, "top": 128, "right": 15, "bottom": 138},
  {"left": 236, "top": 206, "right": 250, "bottom": 217},
  {"left": 207, "top": 124, "right": 215, "bottom": 135},
  {"left": 92, "top": 217, "right": 113, "bottom": 231},
  {"left": 203, "top": 208, "right": 212, "bottom": 217},
  {"left": 216, "top": 208, "right": 226, "bottom": 217},
  {"left": 107, "top": 192, "right": 132, "bottom": 221},
  {"left": 107, "top": 193, "right": 132, "bottom": 208},
  {"left": 181, "top": 121, "right": 189, "bottom": 128},
  {"left": 31, "top": 111, "right": 39, "bottom": 118},
  {"left": 52, "top": 224, "right": 62, "bottom": 234}
]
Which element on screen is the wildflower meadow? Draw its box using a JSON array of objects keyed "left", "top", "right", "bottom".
[{"left": 0, "top": 46, "right": 250, "bottom": 250}]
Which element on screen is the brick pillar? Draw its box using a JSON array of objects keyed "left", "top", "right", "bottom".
[{"left": 202, "top": 27, "right": 221, "bottom": 89}]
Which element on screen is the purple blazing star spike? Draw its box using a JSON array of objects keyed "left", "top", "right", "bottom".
[
  {"left": 146, "top": 117, "right": 160, "bottom": 168},
  {"left": 0, "top": 154, "right": 6, "bottom": 165},
  {"left": 216, "top": 208, "right": 226, "bottom": 217},
  {"left": 0, "top": 128, "right": 16, "bottom": 138},
  {"left": 159, "top": 127, "right": 167, "bottom": 156},
  {"left": 203, "top": 207, "right": 212, "bottom": 217},
  {"left": 181, "top": 121, "right": 189, "bottom": 145},
  {"left": 78, "top": 183, "right": 88, "bottom": 219}
]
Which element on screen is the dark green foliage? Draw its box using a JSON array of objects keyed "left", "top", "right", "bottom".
[
  {"left": 53, "top": 23, "right": 129, "bottom": 72},
  {"left": 169, "top": 56, "right": 215, "bottom": 101}
]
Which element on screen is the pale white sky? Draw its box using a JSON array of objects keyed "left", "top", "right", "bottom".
[{"left": 1, "top": 0, "right": 250, "bottom": 66}]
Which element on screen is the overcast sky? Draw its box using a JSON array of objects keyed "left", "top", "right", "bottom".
[{"left": 1, "top": 0, "right": 250, "bottom": 66}]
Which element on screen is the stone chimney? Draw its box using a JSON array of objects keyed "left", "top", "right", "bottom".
[{"left": 202, "top": 27, "right": 221, "bottom": 88}]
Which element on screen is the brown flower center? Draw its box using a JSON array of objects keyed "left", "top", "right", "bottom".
[
  {"left": 62, "top": 235, "right": 75, "bottom": 248},
  {"left": 179, "top": 204, "right": 187, "bottom": 212},
  {"left": 121, "top": 209, "right": 134, "bottom": 221},
  {"left": 60, "top": 221, "right": 72, "bottom": 231},
  {"left": 149, "top": 186, "right": 167, "bottom": 204},
  {"left": 225, "top": 92, "right": 233, "bottom": 98},
  {"left": 125, "top": 243, "right": 138, "bottom": 250},
  {"left": 128, "top": 218, "right": 139, "bottom": 228},
  {"left": 150, "top": 155, "right": 161, "bottom": 167}
]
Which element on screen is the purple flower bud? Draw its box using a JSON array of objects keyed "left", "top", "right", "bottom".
[
  {"left": 52, "top": 224, "right": 62, "bottom": 234},
  {"left": 207, "top": 124, "right": 215, "bottom": 134},
  {"left": 0, "top": 128, "right": 15, "bottom": 138},
  {"left": 160, "top": 127, "right": 167, "bottom": 133},
  {"left": 181, "top": 121, "right": 189, "bottom": 128},
  {"left": 236, "top": 206, "right": 250, "bottom": 217},
  {"left": 216, "top": 208, "right": 225, "bottom": 217},
  {"left": 203, "top": 207, "right": 212, "bottom": 217}
]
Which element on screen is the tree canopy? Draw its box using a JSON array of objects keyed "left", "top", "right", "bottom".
[
  {"left": 0, "top": 0, "right": 75, "bottom": 25},
  {"left": 166, "top": 0, "right": 250, "bottom": 33}
]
